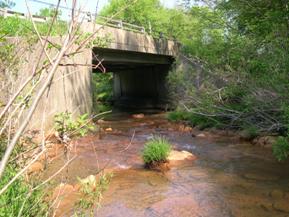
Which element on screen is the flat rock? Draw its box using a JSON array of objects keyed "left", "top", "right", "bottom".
[
  {"left": 168, "top": 150, "right": 197, "bottom": 161},
  {"left": 196, "top": 133, "right": 206, "bottom": 138},
  {"left": 105, "top": 127, "right": 113, "bottom": 132}
]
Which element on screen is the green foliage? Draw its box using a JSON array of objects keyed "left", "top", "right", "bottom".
[
  {"left": 75, "top": 173, "right": 113, "bottom": 216},
  {"left": 92, "top": 73, "right": 113, "bottom": 113},
  {"left": 0, "top": 16, "right": 67, "bottom": 37},
  {"left": 54, "top": 112, "right": 94, "bottom": 139},
  {"left": 0, "top": 165, "right": 48, "bottom": 216},
  {"left": 38, "top": 7, "right": 62, "bottom": 18},
  {"left": 0, "top": 0, "right": 15, "bottom": 8},
  {"left": 168, "top": 110, "right": 222, "bottom": 130},
  {"left": 162, "top": 1, "right": 289, "bottom": 134},
  {"left": 241, "top": 125, "right": 259, "bottom": 140},
  {"left": 273, "top": 136, "right": 289, "bottom": 162},
  {"left": 142, "top": 136, "right": 171, "bottom": 165},
  {"left": 167, "top": 110, "right": 190, "bottom": 122}
]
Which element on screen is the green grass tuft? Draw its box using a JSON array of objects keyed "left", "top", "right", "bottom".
[{"left": 142, "top": 136, "right": 172, "bottom": 165}]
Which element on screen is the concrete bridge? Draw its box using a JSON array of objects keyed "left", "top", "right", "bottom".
[
  {"left": 84, "top": 23, "right": 178, "bottom": 108},
  {"left": 4, "top": 22, "right": 179, "bottom": 129}
]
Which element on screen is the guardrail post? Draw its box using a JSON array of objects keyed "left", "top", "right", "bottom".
[
  {"left": 117, "top": 20, "right": 123, "bottom": 29},
  {"left": 0, "top": 9, "right": 7, "bottom": 18},
  {"left": 86, "top": 12, "right": 92, "bottom": 22},
  {"left": 141, "top": 27, "right": 145, "bottom": 33}
]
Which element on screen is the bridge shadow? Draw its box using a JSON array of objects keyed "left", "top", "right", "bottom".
[{"left": 92, "top": 48, "right": 174, "bottom": 111}]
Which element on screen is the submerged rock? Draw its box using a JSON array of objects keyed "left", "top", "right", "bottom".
[
  {"left": 243, "top": 173, "right": 279, "bottom": 181},
  {"left": 273, "top": 200, "right": 289, "bottom": 213},
  {"left": 270, "top": 189, "right": 284, "bottom": 199},
  {"left": 146, "top": 161, "right": 170, "bottom": 172},
  {"left": 132, "top": 113, "right": 145, "bottom": 119}
]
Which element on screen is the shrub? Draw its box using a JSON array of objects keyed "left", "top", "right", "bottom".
[
  {"left": 54, "top": 112, "right": 94, "bottom": 140},
  {"left": 167, "top": 110, "right": 189, "bottom": 122},
  {"left": 241, "top": 125, "right": 259, "bottom": 140},
  {"left": 273, "top": 136, "right": 289, "bottom": 162},
  {"left": 167, "top": 110, "right": 222, "bottom": 129},
  {"left": 92, "top": 73, "right": 113, "bottom": 113},
  {"left": 75, "top": 173, "right": 113, "bottom": 216},
  {"left": 142, "top": 136, "right": 171, "bottom": 165}
]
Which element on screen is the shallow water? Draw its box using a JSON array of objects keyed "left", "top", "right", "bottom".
[{"left": 45, "top": 112, "right": 289, "bottom": 217}]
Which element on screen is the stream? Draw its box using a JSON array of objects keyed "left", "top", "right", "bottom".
[{"left": 43, "top": 111, "right": 289, "bottom": 217}]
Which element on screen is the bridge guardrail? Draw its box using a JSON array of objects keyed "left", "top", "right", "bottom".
[
  {"left": 0, "top": 8, "right": 48, "bottom": 23},
  {"left": 0, "top": 4, "right": 175, "bottom": 41},
  {"left": 0, "top": 7, "right": 148, "bottom": 34},
  {"left": 95, "top": 15, "right": 146, "bottom": 34}
]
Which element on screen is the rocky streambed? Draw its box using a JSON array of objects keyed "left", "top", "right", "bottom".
[{"left": 41, "top": 112, "right": 289, "bottom": 217}]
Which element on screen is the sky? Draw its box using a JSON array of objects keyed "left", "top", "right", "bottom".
[{"left": 13, "top": 0, "right": 178, "bottom": 17}]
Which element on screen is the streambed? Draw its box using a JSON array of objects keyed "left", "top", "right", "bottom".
[{"left": 43, "top": 112, "right": 289, "bottom": 217}]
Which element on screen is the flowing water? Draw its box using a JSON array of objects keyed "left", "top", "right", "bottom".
[{"left": 44, "top": 111, "right": 289, "bottom": 217}]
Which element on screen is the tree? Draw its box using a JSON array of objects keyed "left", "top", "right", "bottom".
[
  {"left": 0, "top": 0, "right": 15, "bottom": 8},
  {"left": 100, "top": 0, "right": 168, "bottom": 35},
  {"left": 38, "top": 7, "right": 62, "bottom": 19}
]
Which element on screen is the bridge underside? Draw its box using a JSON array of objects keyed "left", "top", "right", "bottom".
[{"left": 93, "top": 48, "right": 174, "bottom": 109}]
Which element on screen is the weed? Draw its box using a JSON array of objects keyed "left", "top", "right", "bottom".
[
  {"left": 74, "top": 173, "right": 113, "bottom": 216},
  {"left": 54, "top": 112, "right": 94, "bottom": 140}
]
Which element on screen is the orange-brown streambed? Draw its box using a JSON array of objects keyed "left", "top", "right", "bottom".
[{"left": 42, "top": 112, "right": 289, "bottom": 217}]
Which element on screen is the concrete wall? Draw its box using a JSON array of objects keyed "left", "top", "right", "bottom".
[
  {"left": 27, "top": 47, "right": 93, "bottom": 129},
  {"left": 81, "top": 23, "right": 179, "bottom": 56},
  {"left": 1, "top": 38, "right": 93, "bottom": 130}
]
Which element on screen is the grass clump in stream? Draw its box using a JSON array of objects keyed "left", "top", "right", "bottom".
[{"left": 142, "top": 136, "right": 171, "bottom": 166}]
